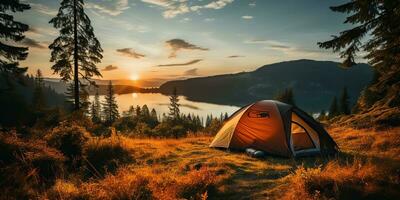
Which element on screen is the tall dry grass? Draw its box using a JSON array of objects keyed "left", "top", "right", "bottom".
[
  {"left": 330, "top": 127, "right": 400, "bottom": 160},
  {"left": 280, "top": 127, "right": 400, "bottom": 200},
  {"left": 46, "top": 165, "right": 226, "bottom": 200},
  {"left": 0, "top": 132, "right": 65, "bottom": 199},
  {"left": 283, "top": 160, "right": 399, "bottom": 200}
]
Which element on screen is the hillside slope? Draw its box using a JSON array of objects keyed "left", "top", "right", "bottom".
[
  {"left": 43, "top": 127, "right": 400, "bottom": 200},
  {"left": 160, "top": 59, "right": 373, "bottom": 112}
]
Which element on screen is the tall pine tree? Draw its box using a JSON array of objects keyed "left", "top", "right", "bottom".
[
  {"left": 150, "top": 108, "right": 158, "bottom": 121},
  {"left": 339, "top": 87, "right": 350, "bottom": 115},
  {"left": 275, "top": 88, "right": 296, "bottom": 106},
  {"left": 102, "top": 81, "right": 118, "bottom": 125},
  {"left": 32, "top": 69, "right": 46, "bottom": 110},
  {"left": 49, "top": 0, "right": 103, "bottom": 111},
  {"left": 65, "top": 82, "right": 90, "bottom": 113},
  {"left": 317, "top": 109, "right": 327, "bottom": 121},
  {"left": 0, "top": 0, "right": 30, "bottom": 83},
  {"left": 328, "top": 96, "right": 339, "bottom": 118},
  {"left": 168, "top": 87, "right": 180, "bottom": 119},
  {"left": 91, "top": 89, "right": 101, "bottom": 122},
  {"left": 319, "top": 1, "right": 400, "bottom": 119}
]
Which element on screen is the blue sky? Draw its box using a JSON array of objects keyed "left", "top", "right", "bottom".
[{"left": 16, "top": 0, "right": 351, "bottom": 86}]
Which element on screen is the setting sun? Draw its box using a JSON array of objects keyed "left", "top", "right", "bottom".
[{"left": 130, "top": 74, "right": 139, "bottom": 81}]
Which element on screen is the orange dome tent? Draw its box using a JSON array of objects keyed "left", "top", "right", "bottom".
[{"left": 210, "top": 100, "right": 338, "bottom": 157}]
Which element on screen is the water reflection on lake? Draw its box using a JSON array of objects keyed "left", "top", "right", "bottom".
[{"left": 97, "top": 93, "right": 240, "bottom": 120}]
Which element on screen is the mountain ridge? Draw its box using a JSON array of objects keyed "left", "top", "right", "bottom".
[{"left": 159, "top": 59, "right": 374, "bottom": 112}]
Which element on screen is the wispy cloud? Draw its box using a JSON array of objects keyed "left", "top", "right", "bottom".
[
  {"left": 242, "top": 15, "right": 253, "bottom": 20},
  {"left": 244, "top": 39, "right": 330, "bottom": 58},
  {"left": 29, "top": 3, "right": 57, "bottom": 16},
  {"left": 116, "top": 48, "right": 146, "bottom": 59},
  {"left": 156, "top": 59, "right": 203, "bottom": 67},
  {"left": 166, "top": 39, "right": 208, "bottom": 58},
  {"left": 27, "top": 26, "right": 57, "bottom": 37},
  {"left": 183, "top": 68, "right": 199, "bottom": 76},
  {"left": 245, "top": 39, "right": 295, "bottom": 52},
  {"left": 21, "top": 38, "right": 46, "bottom": 49},
  {"left": 204, "top": 18, "right": 215, "bottom": 22},
  {"left": 244, "top": 39, "right": 289, "bottom": 48},
  {"left": 179, "top": 17, "right": 191, "bottom": 23},
  {"left": 102, "top": 65, "right": 119, "bottom": 71},
  {"left": 141, "top": 0, "right": 234, "bottom": 18},
  {"left": 204, "top": 0, "right": 234, "bottom": 9},
  {"left": 86, "top": 0, "right": 130, "bottom": 16},
  {"left": 89, "top": 10, "right": 150, "bottom": 33},
  {"left": 227, "top": 55, "right": 245, "bottom": 58},
  {"left": 269, "top": 44, "right": 291, "bottom": 50}
]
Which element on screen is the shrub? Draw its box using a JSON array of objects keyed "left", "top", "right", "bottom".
[
  {"left": 91, "top": 124, "right": 112, "bottom": 137},
  {"left": 0, "top": 134, "right": 65, "bottom": 180},
  {"left": 83, "top": 137, "right": 132, "bottom": 178},
  {"left": 153, "top": 122, "right": 188, "bottom": 138},
  {"left": 0, "top": 133, "right": 65, "bottom": 199},
  {"left": 204, "top": 119, "right": 223, "bottom": 134},
  {"left": 135, "top": 122, "right": 153, "bottom": 137},
  {"left": 33, "top": 107, "right": 67, "bottom": 129},
  {"left": 114, "top": 116, "right": 137, "bottom": 132},
  {"left": 153, "top": 122, "right": 172, "bottom": 137},
  {"left": 171, "top": 125, "right": 187, "bottom": 138},
  {"left": 45, "top": 124, "right": 89, "bottom": 160}
]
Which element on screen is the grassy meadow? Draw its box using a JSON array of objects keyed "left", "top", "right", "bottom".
[{"left": 1, "top": 122, "right": 399, "bottom": 200}]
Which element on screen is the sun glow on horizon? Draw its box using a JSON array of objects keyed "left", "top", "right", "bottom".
[{"left": 130, "top": 74, "right": 140, "bottom": 81}]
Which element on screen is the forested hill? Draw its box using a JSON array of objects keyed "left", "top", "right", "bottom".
[
  {"left": 0, "top": 74, "right": 66, "bottom": 126},
  {"left": 159, "top": 59, "right": 374, "bottom": 112}
]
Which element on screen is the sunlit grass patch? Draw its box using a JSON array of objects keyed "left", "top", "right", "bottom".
[
  {"left": 283, "top": 160, "right": 400, "bottom": 200},
  {"left": 330, "top": 127, "right": 400, "bottom": 159}
]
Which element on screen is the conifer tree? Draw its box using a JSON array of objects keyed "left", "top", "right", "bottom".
[
  {"left": 32, "top": 69, "right": 46, "bottom": 110},
  {"left": 49, "top": 0, "right": 103, "bottom": 111},
  {"left": 65, "top": 82, "right": 90, "bottom": 113},
  {"left": 339, "top": 87, "right": 350, "bottom": 115},
  {"left": 102, "top": 81, "right": 118, "bottom": 125},
  {"left": 135, "top": 105, "right": 141, "bottom": 117},
  {"left": 150, "top": 108, "right": 158, "bottom": 121},
  {"left": 80, "top": 84, "right": 90, "bottom": 114},
  {"left": 123, "top": 105, "right": 135, "bottom": 117},
  {"left": 142, "top": 104, "right": 150, "bottom": 117},
  {"left": 328, "top": 96, "right": 339, "bottom": 118},
  {"left": 319, "top": 1, "right": 400, "bottom": 115},
  {"left": 196, "top": 115, "right": 202, "bottom": 128},
  {"left": 168, "top": 87, "right": 180, "bottom": 119},
  {"left": 275, "top": 88, "right": 296, "bottom": 106},
  {"left": 91, "top": 89, "right": 101, "bottom": 122},
  {"left": 0, "top": 0, "right": 30, "bottom": 78},
  {"left": 317, "top": 109, "right": 326, "bottom": 121}
]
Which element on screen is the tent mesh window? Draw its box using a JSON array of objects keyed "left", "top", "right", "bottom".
[{"left": 291, "top": 121, "right": 315, "bottom": 151}]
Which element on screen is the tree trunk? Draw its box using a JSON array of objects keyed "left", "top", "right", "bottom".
[{"left": 73, "top": 0, "right": 79, "bottom": 110}]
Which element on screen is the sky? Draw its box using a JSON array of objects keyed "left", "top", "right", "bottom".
[{"left": 15, "top": 0, "right": 351, "bottom": 87}]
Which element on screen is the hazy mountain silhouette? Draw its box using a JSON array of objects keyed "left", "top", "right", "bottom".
[
  {"left": 159, "top": 59, "right": 373, "bottom": 112},
  {"left": 43, "top": 79, "right": 157, "bottom": 95}
]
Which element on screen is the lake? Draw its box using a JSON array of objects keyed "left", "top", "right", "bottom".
[{"left": 95, "top": 93, "right": 241, "bottom": 120}]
